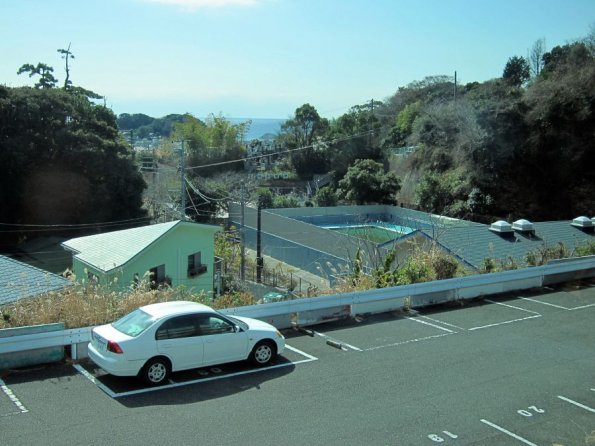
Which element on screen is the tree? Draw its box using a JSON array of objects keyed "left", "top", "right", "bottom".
[
  {"left": 542, "top": 42, "right": 591, "bottom": 74},
  {"left": 528, "top": 38, "right": 546, "bottom": 77},
  {"left": 325, "top": 103, "right": 383, "bottom": 182},
  {"left": 57, "top": 43, "right": 75, "bottom": 89},
  {"left": 256, "top": 188, "right": 274, "bottom": 209},
  {"left": 415, "top": 170, "right": 471, "bottom": 216},
  {"left": 282, "top": 103, "right": 324, "bottom": 147},
  {"left": 503, "top": 56, "right": 530, "bottom": 86},
  {"left": 0, "top": 86, "right": 147, "bottom": 245},
  {"left": 279, "top": 104, "right": 330, "bottom": 179},
  {"left": 273, "top": 195, "right": 300, "bottom": 208},
  {"left": 521, "top": 41, "right": 595, "bottom": 218},
  {"left": 173, "top": 113, "right": 247, "bottom": 177},
  {"left": 16, "top": 63, "right": 58, "bottom": 89},
  {"left": 338, "top": 159, "right": 400, "bottom": 205},
  {"left": 314, "top": 186, "right": 337, "bottom": 207}
]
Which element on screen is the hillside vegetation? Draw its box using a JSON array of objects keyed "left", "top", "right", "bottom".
[
  {"left": 279, "top": 36, "right": 595, "bottom": 222},
  {"left": 119, "top": 33, "right": 595, "bottom": 224}
]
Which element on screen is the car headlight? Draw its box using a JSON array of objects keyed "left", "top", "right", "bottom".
[{"left": 276, "top": 330, "right": 284, "bottom": 339}]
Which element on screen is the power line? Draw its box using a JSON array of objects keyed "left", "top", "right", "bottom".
[
  {"left": 0, "top": 216, "right": 150, "bottom": 229},
  {"left": 183, "top": 130, "right": 375, "bottom": 172},
  {"left": 185, "top": 178, "right": 232, "bottom": 202},
  {"left": 0, "top": 217, "right": 151, "bottom": 233}
]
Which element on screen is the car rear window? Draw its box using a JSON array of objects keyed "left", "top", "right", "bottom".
[{"left": 112, "top": 309, "right": 156, "bottom": 337}]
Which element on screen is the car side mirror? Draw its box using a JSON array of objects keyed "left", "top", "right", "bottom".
[{"left": 234, "top": 325, "right": 241, "bottom": 333}]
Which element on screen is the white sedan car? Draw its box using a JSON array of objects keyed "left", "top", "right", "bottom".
[{"left": 88, "top": 301, "right": 285, "bottom": 385}]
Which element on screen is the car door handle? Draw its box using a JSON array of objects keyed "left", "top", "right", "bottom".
[{"left": 205, "top": 339, "right": 214, "bottom": 343}]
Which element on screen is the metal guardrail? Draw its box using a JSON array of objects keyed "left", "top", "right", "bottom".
[
  {"left": 0, "top": 327, "right": 91, "bottom": 355},
  {"left": 0, "top": 256, "right": 593, "bottom": 364},
  {"left": 221, "top": 256, "right": 594, "bottom": 322}
]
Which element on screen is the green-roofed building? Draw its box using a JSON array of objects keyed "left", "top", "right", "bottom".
[{"left": 61, "top": 220, "right": 221, "bottom": 294}]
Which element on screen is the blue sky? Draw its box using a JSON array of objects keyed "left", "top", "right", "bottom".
[{"left": 1, "top": 0, "right": 594, "bottom": 119}]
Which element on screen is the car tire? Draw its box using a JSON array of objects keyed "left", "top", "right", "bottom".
[
  {"left": 250, "top": 341, "right": 276, "bottom": 366},
  {"left": 141, "top": 357, "right": 171, "bottom": 385}
]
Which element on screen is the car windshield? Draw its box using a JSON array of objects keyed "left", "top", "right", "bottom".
[
  {"left": 112, "top": 309, "right": 156, "bottom": 337},
  {"left": 225, "top": 315, "right": 249, "bottom": 331}
]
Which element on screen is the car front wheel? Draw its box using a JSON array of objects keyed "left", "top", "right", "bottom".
[
  {"left": 250, "top": 341, "right": 276, "bottom": 366},
  {"left": 141, "top": 357, "right": 171, "bottom": 385}
]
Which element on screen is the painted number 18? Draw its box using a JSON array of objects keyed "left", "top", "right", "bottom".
[{"left": 428, "top": 431, "right": 458, "bottom": 442}]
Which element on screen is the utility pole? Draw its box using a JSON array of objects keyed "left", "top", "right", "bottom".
[
  {"left": 454, "top": 71, "right": 457, "bottom": 104},
  {"left": 256, "top": 201, "right": 263, "bottom": 283},
  {"left": 240, "top": 182, "right": 246, "bottom": 281},
  {"left": 179, "top": 140, "right": 186, "bottom": 221}
]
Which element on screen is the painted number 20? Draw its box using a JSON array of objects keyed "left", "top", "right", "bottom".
[{"left": 517, "top": 406, "right": 545, "bottom": 417}]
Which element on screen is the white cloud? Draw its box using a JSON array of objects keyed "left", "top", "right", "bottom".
[{"left": 142, "top": 0, "right": 260, "bottom": 10}]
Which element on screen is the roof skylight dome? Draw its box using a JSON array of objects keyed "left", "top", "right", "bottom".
[{"left": 489, "top": 220, "right": 513, "bottom": 233}]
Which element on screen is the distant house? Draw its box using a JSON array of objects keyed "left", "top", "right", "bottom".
[
  {"left": 0, "top": 255, "right": 71, "bottom": 306},
  {"left": 61, "top": 220, "right": 221, "bottom": 294}
]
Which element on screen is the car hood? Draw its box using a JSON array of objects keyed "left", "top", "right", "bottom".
[{"left": 232, "top": 315, "right": 277, "bottom": 332}]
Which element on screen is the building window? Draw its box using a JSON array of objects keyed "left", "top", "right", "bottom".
[
  {"left": 149, "top": 264, "right": 166, "bottom": 289},
  {"left": 188, "top": 251, "right": 207, "bottom": 277},
  {"left": 87, "top": 271, "right": 99, "bottom": 284}
]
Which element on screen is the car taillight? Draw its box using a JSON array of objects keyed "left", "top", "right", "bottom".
[{"left": 107, "top": 341, "right": 123, "bottom": 354}]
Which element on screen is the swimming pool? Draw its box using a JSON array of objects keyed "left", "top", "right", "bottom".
[{"left": 320, "top": 223, "right": 414, "bottom": 244}]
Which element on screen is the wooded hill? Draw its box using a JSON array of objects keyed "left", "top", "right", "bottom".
[
  {"left": 376, "top": 39, "right": 595, "bottom": 222},
  {"left": 274, "top": 36, "right": 595, "bottom": 222}
]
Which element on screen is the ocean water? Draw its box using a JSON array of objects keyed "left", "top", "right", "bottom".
[{"left": 230, "top": 118, "right": 285, "bottom": 140}]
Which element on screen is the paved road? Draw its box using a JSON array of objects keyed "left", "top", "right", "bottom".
[{"left": 1, "top": 282, "right": 594, "bottom": 445}]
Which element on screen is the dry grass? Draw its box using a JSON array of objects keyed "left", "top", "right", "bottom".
[{"left": 0, "top": 283, "right": 256, "bottom": 330}]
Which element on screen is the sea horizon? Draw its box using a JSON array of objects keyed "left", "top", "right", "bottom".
[{"left": 229, "top": 117, "right": 286, "bottom": 140}]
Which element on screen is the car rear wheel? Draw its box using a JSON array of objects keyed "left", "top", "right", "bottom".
[
  {"left": 141, "top": 357, "right": 171, "bottom": 385},
  {"left": 250, "top": 341, "right": 276, "bottom": 366}
]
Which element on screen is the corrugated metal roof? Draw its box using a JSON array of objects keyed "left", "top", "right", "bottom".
[
  {"left": 0, "top": 255, "right": 71, "bottom": 305},
  {"left": 62, "top": 220, "right": 180, "bottom": 272},
  {"left": 423, "top": 220, "right": 595, "bottom": 269},
  {"left": 61, "top": 220, "right": 220, "bottom": 273}
]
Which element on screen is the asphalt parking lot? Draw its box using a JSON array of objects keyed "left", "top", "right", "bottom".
[{"left": 1, "top": 280, "right": 594, "bottom": 445}]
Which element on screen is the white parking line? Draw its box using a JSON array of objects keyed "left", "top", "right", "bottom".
[
  {"left": 485, "top": 299, "right": 541, "bottom": 315},
  {"left": 569, "top": 302, "right": 595, "bottom": 310},
  {"left": 419, "top": 315, "right": 465, "bottom": 331},
  {"left": 365, "top": 333, "right": 452, "bottom": 351},
  {"left": 285, "top": 344, "right": 319, "bottom": 360},
  {"left": 312, "top": 331, "right": 363, "bottom": 351},
  {"left": 518, "top": 297, "right": 569, "bottom": 310},
  {"left": 557, "top": 395, "right": 595, "bottom": 413},
  {"left": 74, "top": 344, "right": 318, "bottom": 399},
  {"left": 72, "top": 364, "right": 118, "bottom": 398},
  {"left": 406, "top": 316, "right": 455, "bottom": 333},
  {"left": 519, "top": 296, "right": 595, "bottom": 311},
  {"left": 0, "top": 378, "right": 29, "bottom": 415},
  {"left": 468, "top": 314, "right": 541, "bottom": 331},
  {"left": 480, "top": 419, "right": 538, "bottom": 446}
]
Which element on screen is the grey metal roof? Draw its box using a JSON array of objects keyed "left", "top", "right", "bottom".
[
  {"left": 61, "top": 220, "right": 220, "bottom": 273},
  {"left": 0, "top": 255, "right": 71, "bottom": 305},
  {"left": 422, "top": 220, "right": 595, "bottom": 269}
]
